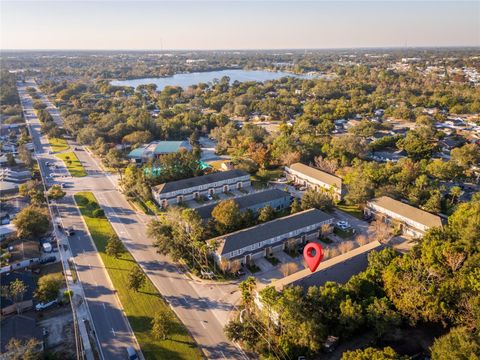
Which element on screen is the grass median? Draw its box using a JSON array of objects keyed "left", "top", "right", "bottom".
[
  {"left": 56, "top": 151, "right": 87, "bottom": 177},
  {"left": 74, "top": 192, "right": 202, "bottom": 360},
  {"left": 49, "top": 137, "right": 70, "bottom": 152}
]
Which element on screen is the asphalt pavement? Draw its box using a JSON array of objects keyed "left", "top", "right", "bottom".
[
  {"left": 18, "top": 80, "right": 138, "bottom": 360},
  {"left": 23, "top": 80, "right": 247, "bottom": 359}
]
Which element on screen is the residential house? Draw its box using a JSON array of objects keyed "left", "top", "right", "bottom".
[
  {"left": 285, "top": 163, "right": 344, "bottom": 200},
  {"left": 1, "top": 312, "right": 44, "bottom": 354},
  {"left": 0, "top": 168, "right": 31, "bottom": 183},
  {"left": 127, "top": 140, "right": 192, "bottom": 164},
  {"left": 0, "top": 211, "right": 10, "bottom": 225},
  {"left": 0, "top": 271, "right": 36, "bottom": 315},
  {"left": 365, "top": 196, "right": 443, "bottom": 237},
  {"left": 0, "top": 224, "right": 17, "bottom": 242},
  {"left": 153, "top": 169, "right": 251, "bottom": 208},
  {"left": 1, "top": 239, "right": 41, "bottom": 274},
  {"left": 195, "top": 189, "right": 291, "bottom": 220},
  {"left": 0, "top": 181, "right": 19, "bottom": 196},
  {"left": 210, "top": 208, "right": 334, "bottom": 266}
]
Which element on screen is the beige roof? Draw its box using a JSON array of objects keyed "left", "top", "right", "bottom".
[
  {"left": 368, "top": 196, "right": 442, "bottom": 229},
  {"left": 289, "top": 163, "right": 342, "bottom": 188}
]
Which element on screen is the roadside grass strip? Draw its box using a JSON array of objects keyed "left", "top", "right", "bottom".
[
  {"left": 56, "top": 152, "right": 87, "bottom": 177},
  {"left": 49, "top": 137, "right": 70, "bottom": 152},
  {"left": 74, "top": 192, "right": 202, "bottom": 360}
]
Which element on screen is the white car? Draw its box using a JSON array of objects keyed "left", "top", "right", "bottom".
[
  {"left": 35, "top": 300, "right": 57, "bottom": 311},
  {"left": 335, "top": 221, "right": 351, "bottom": 230}
]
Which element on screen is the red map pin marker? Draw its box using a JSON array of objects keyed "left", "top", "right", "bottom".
[{"left": 303, "top": 243, "right": 324, "bottom": 272}]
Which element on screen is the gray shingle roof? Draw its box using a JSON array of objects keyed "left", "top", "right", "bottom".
[
  {"left": 195, "top": 189, "right": 290, "bottom": 219},
  {"left": 213, "top": 208, "right": 334, "bottom": 256},
  {"left": 289, "top": 163, "right": 342, "bottom": 188},
  {"left": 153, "top": 169, "right": 249, "bottom": 195},
  {"left": 368, "top": 196, "right": 443, "bottom": 229}
]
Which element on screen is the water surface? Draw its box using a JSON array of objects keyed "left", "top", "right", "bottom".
[{"left": 111, "top": 69, "right": 313, "bottom": 90}]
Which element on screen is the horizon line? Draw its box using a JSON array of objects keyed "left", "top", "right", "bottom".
[{"left": 1, "top": 45, "right": 480, "bottom": 52}]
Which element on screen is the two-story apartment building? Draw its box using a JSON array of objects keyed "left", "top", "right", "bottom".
[
  {"left": 194, "top": 189, "right": 291, "bottom": 220},
  {"left": 365, "top": 196, "right": 443, "bottom": 237},
  {"left": 285, "top": 163, "right": 344, "bottom": 201},
  {"left": 153, "top": 169, "right": 251, "bottom": 208},
  {"left": 210, "top": 208, "right": 334, "bottom": 266}
]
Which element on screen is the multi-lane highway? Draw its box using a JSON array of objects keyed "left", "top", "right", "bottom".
[
  {"left": 19, "top": 79, "right": 247, "bottom": 359},
  {"left": 17, "top": 80, "right": 139, "bottom": 360}
]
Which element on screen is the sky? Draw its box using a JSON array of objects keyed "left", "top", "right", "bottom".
[{"left": 1, "top": 1, "right": 479, "bottom": 50}]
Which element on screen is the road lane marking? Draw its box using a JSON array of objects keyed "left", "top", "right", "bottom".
[
  {"left": 111, "top": 328, "right": 116, "bottom": 336},
  {"left": 200, "top": 321, "right": 207, "bottom": 329}
]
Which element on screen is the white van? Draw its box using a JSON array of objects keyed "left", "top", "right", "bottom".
[{"left": 42, "top": 242, "right": 53, "bottom": 253}]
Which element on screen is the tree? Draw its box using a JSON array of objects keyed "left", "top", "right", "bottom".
[
  {"left": 342, "top": 346, "right": 406, "bottom": 360},
  {"left": 147, "top": 220, "right": 176, "bottom": 257},
  {"left": 212, "top": 199, "right": 242, "bottom": 232},
  {"left": 1, "top": 279, "right": 27, "bottom": 314},
  {"left": 35, "top": 274, "right": 63, "bottom": 303},
  {"left": 18, "top": 144, "right": 33, "bottom": 169},
  {"left": 366, "top": 297, "right": 401, "bottom": 338},
  {"left": 258, "top": 205, "right": 276, "bottom": 223},
  {"left": 314, "top": 156, "right": 339, "bottom": 174},
  {"left": 339, "top": 298, "right": 364, "bottom": 335},
  {"left": 368, "top": 220, "right": 393, "bottom": 244},
  {"left": 151, "top": 307, "right": 175, "bottom": 340},
  {"left": 105, "top": 148, "right": 127, "bottom": 180},
  {"left": 5, "top": 337, "right": 42, "bottom": 360},
  {"left": 47, "top": 184, "right": 66, "bottom": 200},
  {"left": 290, "top": 198, "right": 302, "bottom": 214},
  {"left": 301, "top": 189, "right": 334, "bottom": 211},
  {"left": 106, "top": 235, "right": 124, "bottom": 258},
  {"left": 18, "top": 180, "right": 44, "bottom": 206},
  {"left": 239, "top": 277, "right": 257, "bottom": 313},
  {"left": 127, "top": 266, "right": 146, "bottom": 292},
  {"left": 280, "top": 262, "right": 299, "bottom": 277},
  {"left": 422, "top": 190, "right": 442, "bottom": 214},
  {"left": 13, "top": 206, "right": 49, "bottom": 239},
  {"left": 430, "top": 327, "right": 480, "bottom": 360},
  {"left": 449, "top": 186, "right": 462, "bottom": 205}
]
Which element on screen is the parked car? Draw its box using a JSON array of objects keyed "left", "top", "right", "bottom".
[
  {"left": 335, "top": 221, "right": 351, "bottom": 230},
  {"left": 206, "top": 194, "right": 213, "bottom": 201},
  {"left": 35, "top": 300, "right": 57, "bottom": 312},
  {"left": 236, "top": 269, "right": 246, "bottom": 277},
  {"left": 200, "top": 270, "right": 215, "bottom": 279},
  {"left": 42, "top": 242, "right": 53, "bottom": 253},
  {"left": 126, "top": 346, "right": 139, "bottom": 360},
  {"left": 65, "top": 227, "right": 75, "bottom": 236}
]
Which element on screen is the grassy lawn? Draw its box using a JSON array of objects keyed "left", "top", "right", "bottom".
[
  {"left": 336, "top": 203, "right": 363, "bottom": 219},
  {"left": 74, "top": 192, "right": 202, "bottom": 360},
  {"left": 56, "top": 151, "right": 87, "bottom": 177},
  {"left": 252, "top": 167, "right": 283, "bottom": 183},
  {"left": 49, "top": 137, "right": 70, "bottom": 153}
]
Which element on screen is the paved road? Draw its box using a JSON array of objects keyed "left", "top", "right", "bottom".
[
  {"left": 25, "top": 80, "right": 247, "bottom": 359},
  {"left": 18, "top": 80, "right": 138, "bottom": 360}
]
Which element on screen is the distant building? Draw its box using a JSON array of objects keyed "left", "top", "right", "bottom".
[
  {"left": 195, "top": 189, "right": 291, "bottom": 220},
  {"left": 153, "top": 169, "right": 250, "bottom": 208},
  {"left": 285, "top": 163, "right": 344, "bottom": 200},
  {"left": 127, "top": 140, "right": 192, "bottom": 164},
  {"left": 210, "top": 208, "right": 334, "bottom": 266},
  {"left": 1, "top": 239, "right": 41, "bottom": 273},
  {"left": 365, "top": 196, "right": 443, "bottom": 237}
]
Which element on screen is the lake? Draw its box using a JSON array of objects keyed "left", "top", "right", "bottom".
[{"left": 110, "top": 69, "right": 314, "bottom": 90}]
